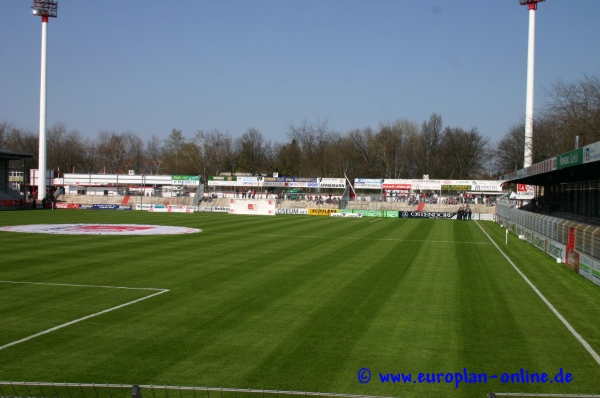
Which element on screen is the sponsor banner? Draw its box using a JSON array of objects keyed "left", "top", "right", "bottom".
[
  {"left": 238, "top": 177, "right": 260, "bottom": 186},
  {"left": 308, "top": 208, "right": 339, "bottom": 216},
  {"left": 441, "top": 179, "right": 472, "bottom": 185},
  {"left": 135, "top": 204, "right": 165, "bottom": 210},
  {"left": 320, "top": 178, "right": 346, "bottom": 188},
  {"left": 148, "top": 207, "right": 195, "bottom": 213},
  {"left": 441, "top": 184, "right": 471, "bottom": 191},
  {"left": 0, "top": 224, "right": 201, "bottom": 235},
  {"left": 331, "top": 212, "right": 362, "bottom": 218},
  {"left": 287, "top": 182, "right": 310, "bottom": 188},
  {"left": 229, "top": 199, "right": 276, "bottom": 216},
  {"left": 0, "top": 200, "right": 20, "bottom": 206},
  {"left": 399, "top": 211, "right": 454, "bottom": 219},
  {"left": 276, "top": 208, "right": 308, "bottom": 215},
  {"left": 168, "top": 205, "right": 197, "bottom": 211},
  {"left": 382, "top": 180, "right": 412, "bottom": 190},
  {"left": 577, "top": 254, "right": 593, "bottom": 282},
  {"left": 579, "top": 253, "right": 600, "bottom": 286},
  {"left": 353, "top": 210, "right": 369, "bottom": 217},
  {"left": 199, "top": 206, "right": 229, "bottom": 212},
  {"left": 471, "top": 181, "right": 503, "bottom": 192},
  {"left": 382, "top": 184, "right": 411, "bottom": 191},
  {"left": 525, "top": 158, "right": 557, "bottom": 177},
  {"left": 55, "top": 203, "right": 81, "bottom": 209},
  {"left": 557, "top": 148, "right": 583, "bottom": 169},
  {"left": 522, "top": 228, "right": 534, "bottom": 244},
  {"left": 172, "top": 175, "right": 200, "bottom": 185},
  {"left": 516, "top": 184, "right": 535, "bottom": 200},
  {"left": 594, "top": 258, "right": 600, "bottom": 287},
  {"left": 354, "top": 178, "right": 382, "bottom": 189},
  {"left": 514, "top": 223, "right": 523, "bottom": 236},
  {"left": 339, "top": 209, "right": 353, "bottom": 214},
  {"left": 208, "top": 176, "right": 237, "bottom": 181},
  {"left": 385, "top": 210, "right": 399, "bottom": 218},
  {"left": 91, "top": 204, "right": 132, "bottom": 210},
  {"left": 411, "top": 180, "right": 441, "bottom": 190},
  {"left": 546, "top": 239, "right": 566, "bottom": 263},
  {"left": 366, "top": 210, "right": 383, "bottom": 217},
  {"left": 263, "top": 177, "right": 318, "bottom": 183},
  {"left": 567, "top": 248, "right": 580, "bottom": 272},
  {"left": 584, "top": 142, "right": 600, "bottom": 164},
  {"left": 533, "top": 234, "right": 546, "bottom": 252},
  {"left": 208, "top": 180, "right": 238, "bottom": 187}
]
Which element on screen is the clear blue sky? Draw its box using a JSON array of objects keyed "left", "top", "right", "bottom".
[{"left": 2, "top": 1, "right": 599, "bottom": 145}]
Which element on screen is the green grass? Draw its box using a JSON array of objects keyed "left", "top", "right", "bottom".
[{"left": 0, "top": 210, "right": 599, "bottom": 397}]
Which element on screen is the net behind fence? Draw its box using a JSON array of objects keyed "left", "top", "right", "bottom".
[{"left": 0, "top": 382, "right": 394, "bottom": 398}]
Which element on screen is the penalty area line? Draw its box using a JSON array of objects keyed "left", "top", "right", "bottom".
[
  {"left": 475, "top": 221, "right": 600, "bottom": 367},
  {"left": 0, "top": 281, "right": 169, "bottom": 351}
]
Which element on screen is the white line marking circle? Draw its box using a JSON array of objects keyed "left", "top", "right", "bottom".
[{"left": 0, "top": 224, "right": 201, "bottom": 235}]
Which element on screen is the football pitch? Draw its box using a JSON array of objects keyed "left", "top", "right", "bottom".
[{"left": 1, "top": 210, "right": 599, "bottom": 398}]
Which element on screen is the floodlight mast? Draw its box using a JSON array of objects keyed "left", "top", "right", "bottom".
[
  {"left": 32, "top": 0, "right": 57, "bottom": 201},
  {"left": 520, "top": 0, "right": 544, "bottom": 169}
]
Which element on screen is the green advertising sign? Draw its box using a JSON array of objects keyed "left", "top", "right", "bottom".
[
  {"left": 208, "top": 176, "right": 237, "bottom": 181},
  {"left": 172, "top": 175, "right": 200, "bottom": 185},
  {"left": 385, "top": 211, "right": 399, "bottom": 218},
  {"left": 557, "top": 148, "right": 583, "bottom": 169},
  {"left": 441, "top": 185, "right": 471, "bottom": 191}
]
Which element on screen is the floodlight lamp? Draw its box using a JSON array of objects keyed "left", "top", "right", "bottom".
[
  {"left": 31, "top": 0, "right": 58, "bottom": 18},
  {"left": 519, "top": 0, "right": 545, "bottom": 6}
]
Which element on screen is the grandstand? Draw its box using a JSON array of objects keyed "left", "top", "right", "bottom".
[
  {"left": 0, "top": 150, "right": 32, "bottom": 210},
  {"left": 497, "top": 140, "right": 600, "bottom": 285}
]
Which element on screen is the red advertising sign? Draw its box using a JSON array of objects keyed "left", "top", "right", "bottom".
[{"left": 382, "top": 184, "right": 412, "bottom": 190}]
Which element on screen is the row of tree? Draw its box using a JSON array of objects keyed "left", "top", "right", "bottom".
[{"left": 2, "top": 73, "right": 599, "bottom": 184}]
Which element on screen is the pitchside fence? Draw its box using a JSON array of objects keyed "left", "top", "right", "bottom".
[
  {"left": 2, "top": 382, "right": 598, "bottom": 398},
  {"left": 0, "top": 382, "right": 394, "bottom": 398},
  {"left": 488, "top": 393, "right": 599, "bottom": 397},
  {"left": 495, "top": 202, "right": 600, "bottom": 260}
]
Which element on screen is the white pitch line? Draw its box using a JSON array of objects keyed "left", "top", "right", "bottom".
[
  {"left": 0, "top": 280, "right": 164, "bottom": 291},
  {"left": 0, "top": 281, "right": 169, "bottom": 351},
  {"left": 209, "top": 231, "right": 491, "bottom": 245},
  {"left": 475, "top": 221, "right": 600, "bottom": 367},
  {"left": 369, "top": 218, "right": 383, "bottom": 223}
]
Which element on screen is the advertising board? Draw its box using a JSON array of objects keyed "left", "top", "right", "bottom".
[
  {"left": 229, "top": 199, "right": 276, "bottom": 216},
  {"left": 546, "top": 239, "right": 566, "bottom": 263},
  {"left": 308, "top": 208, "right": 339, "bottom": 216},
  {"left": 276, "top": 208, "right": 308, "bottom": 215}
]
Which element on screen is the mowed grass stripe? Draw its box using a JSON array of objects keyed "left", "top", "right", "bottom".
[
  {"left": 0, "top": 282, "right": 154, "bottom": 346},
  {"left": 1, "top": 213, "right": 600, "bottom": 396},
  {"left": 221, "top": 221, "right": 438, "bottom": 392},
  {"left": 478, "top": 221, "right": 600, "bottom": 355}
]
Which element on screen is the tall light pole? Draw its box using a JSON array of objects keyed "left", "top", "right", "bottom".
[
  {"left": 32, "top": 0, "right": 58, "bottom": 201},
  {"left": 520, "top": 0, "right": 544, "bottom": 169}
]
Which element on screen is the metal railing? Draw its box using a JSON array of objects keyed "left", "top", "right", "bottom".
[{"left": 488, "top": 393, "right": 600, "bottom": 397}]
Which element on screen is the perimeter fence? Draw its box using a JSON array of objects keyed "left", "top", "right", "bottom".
[
  {"left": 488, "top": 392, "right": 600, "bottom": 397},
  {"left": 0, "top": 382, "right": 393, "bottom": 398}
]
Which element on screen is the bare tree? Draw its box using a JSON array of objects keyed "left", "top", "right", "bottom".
[
  {"left": 440, "top": 127, "right": 490, "bottom": 179},
  {"left": 544, "top": 73, "right": 600, "bottom": 149},
  {"left": 236, "top": 128, "right": 265, "bottom": 175},
  {"left": 97, "top": 131, "right": 127, "bottom": 173},
  {"left": 47, "top": 123, "right": 89, "bottom": 174},
  {"left": 146, "top": 135, "right": 165, "bottom": 175},
  {"left": 163, "top": 128, "right": 186, "bottom": 174}
]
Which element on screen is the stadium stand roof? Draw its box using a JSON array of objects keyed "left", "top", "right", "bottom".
[
  {"left": 500, "top": 142, "right": 600, "bottom": 186},
  {"left": 0, "top": 150, "right": 34, "bottom": 162}
]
